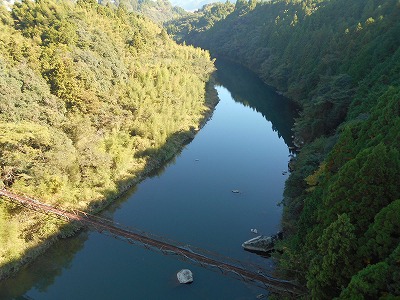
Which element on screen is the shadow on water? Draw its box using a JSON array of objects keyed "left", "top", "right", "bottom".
[
  {"left": 99, "top": 129, "right": 199, "bottom": 219},
  {"left": 215, "top": 58, "right": 299, "bottom": 148},
  {"left": 0, "top": 232, "right": 88, "bottom": 300},
  {"left": 0, "top": 128, "right": 202, "bottom": 300}
]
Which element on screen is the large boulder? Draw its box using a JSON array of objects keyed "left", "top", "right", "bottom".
[{"left": 177, "top": 269, "right": 193, "bottom": 284}]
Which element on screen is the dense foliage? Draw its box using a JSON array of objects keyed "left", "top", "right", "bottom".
[
  {"left": 164, "top": 1, "right": 234, "bottom": 42},
  {"left": 170, "top": 0, "right": 234, "bottom": 11},
  {"left": 169, "top": 0, "right": 400, "bottom": 298},
  {"left": 107, "top": 0, "right": 187, "bottom": 23},
  {"left": 0, "top": 0, "right": 215, "bottom": 278}
]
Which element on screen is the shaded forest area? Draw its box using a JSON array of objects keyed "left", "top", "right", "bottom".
[
  {"left": 0, "top": 0, "right": 215, "bottom": 279},
  {"left": 167, "top": 0, "right": 400, "bottom": 298}
]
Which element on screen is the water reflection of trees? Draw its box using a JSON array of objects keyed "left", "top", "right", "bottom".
[
  {"left": 215, "top": 58, "right": 299, "bottom": 148},
  {"left": 0, "top": 232, "right": 88, "bottom": 300}
]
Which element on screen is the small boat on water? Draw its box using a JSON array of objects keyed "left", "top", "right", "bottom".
[{"left": 242, "top": 231, "right": 283, "bottom": 253}]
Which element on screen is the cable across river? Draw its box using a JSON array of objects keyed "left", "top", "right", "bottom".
[{"left": 0, "top": 189, "right": 306, "bottom": 296}]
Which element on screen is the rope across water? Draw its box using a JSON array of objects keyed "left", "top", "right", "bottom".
[{"left": 0, "top": 189, "right": 306, "bottom": 296}]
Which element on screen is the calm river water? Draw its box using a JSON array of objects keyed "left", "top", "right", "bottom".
[{"left": 0, "top": 59, "right": 297, "bottom": 299}]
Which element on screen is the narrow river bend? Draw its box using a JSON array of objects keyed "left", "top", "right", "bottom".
[{"left": 0, "top": 59, "right": 297, "bottom": 300}]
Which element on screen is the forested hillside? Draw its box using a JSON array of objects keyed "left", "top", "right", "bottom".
[
  {"left": 0, "top": 0, "right": 214, "bottom": 279},
  {"left": 107, "top": 0, "right": 187, "bottom": 23},
  {"left": 170, "top": 0, "right": 233, "bottom": 11},
  {"left": 164, "top": 1, "right": 234, "bottom": 42},
  {"left": 168, "top": 0, "right": 400, "bottom": 298}
]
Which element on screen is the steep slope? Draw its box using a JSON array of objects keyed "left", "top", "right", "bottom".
[
  {"left": 170, "top": 0, "right": 234, "bottom": 12},
  {"left": 165, "top": 1, "right": 234, "bottom": 42},
  {"left": 0, "top": 0, "right": 215, "bottom": 279}
]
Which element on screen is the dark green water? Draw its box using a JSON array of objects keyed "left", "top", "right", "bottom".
[{"left": 0, "top": 59, "right": 298, "bottom": 300}]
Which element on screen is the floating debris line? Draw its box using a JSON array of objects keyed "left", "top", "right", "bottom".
[{"left": 0, "top": 189, "right": 306, "bottom": 296}]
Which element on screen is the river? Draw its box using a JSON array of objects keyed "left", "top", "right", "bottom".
[{"left": 0, "top": 59, "right": 297, "bottom": 299}]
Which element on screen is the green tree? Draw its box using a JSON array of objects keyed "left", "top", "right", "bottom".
[
  {"left": 235, "top": 0, "right": 248, "bottom": 12},
  {"left": 307, "top": 214, "right": 357, "bottom": 299},
  {"left": 249, "top": 0, "right": 257, "bottom": 10},
  {"left": 359, "top": 199, "right": 400, "bottom": 262},
  {"left": 338, "top": 262, "right": 390, "bottom": 300}
]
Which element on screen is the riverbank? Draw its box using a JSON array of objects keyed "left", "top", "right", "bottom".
[
  {"left": 0, "top": 78, "right": 219, "bottom": 281},
  {"left": 0, "top": 59, "right": 298, "bottom": 298}
]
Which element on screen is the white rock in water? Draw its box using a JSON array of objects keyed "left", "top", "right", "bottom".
[{"left": 177, "top": 269, "right": 193, "bottom": 284}]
